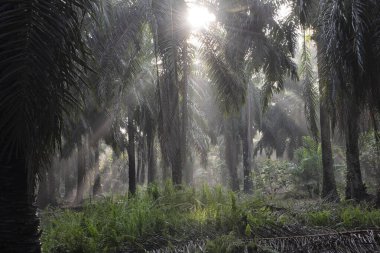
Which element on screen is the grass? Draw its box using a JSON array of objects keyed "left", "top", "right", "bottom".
[
  {"left": 41, "top": 183, "right": 276, "bottom": 252},
  {"left": 288, "top": 200, "right": 380, "bottom": 229},
  {"left": 41, "top": 184, "right": 380, "bottom": 252}
]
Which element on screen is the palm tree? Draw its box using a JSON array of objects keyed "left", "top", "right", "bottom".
[
  {"left": 317, "top": 0, "right": 380, "bottom": 200},
  {"left": 152, "top": 0, "right": 188, "bottom": 185},
  {"left": 316, "top": 40, "right": 339, "bottom": 200},
  {"left": 180, "top": 42, "right": 191, "bottom": 184},
  {"left": 199, "top": 0, "right": 297, "bottom": 191},
  {"left": 240, "top": 83, "right": 254, "bottom": 193},
  {"left": 84, "top": 0, "right": 152, "bottom": 194},
  {"left": 224, "top": 115, "right": 241, "bottom": 191},
  {"left": 0, "top": 0, "right": 94, "bottom": 251},
  {"left": 290, "top": 0, "right": 340, "bottom": 200}
]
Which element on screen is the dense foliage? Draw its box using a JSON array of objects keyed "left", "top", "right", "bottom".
[{"left": 41, "top": 185, "right": 380, "bottom": 252}]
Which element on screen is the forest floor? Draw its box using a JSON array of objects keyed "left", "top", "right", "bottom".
[{"left": 40, "top": 184, "right": 380, "bottom": 253}]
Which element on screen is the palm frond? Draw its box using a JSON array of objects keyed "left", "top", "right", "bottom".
[
  {"left": 199, "top": 32, "right": 246, "bottom": 113},
  {"left": 352, "top": 0, "right": 371, "bottom": 72},
  {"left": 0, "top": 0, "right": 94, "bottom": 177},
  {"left": 299, "top": 32, "right": 319, "bottom": 140}
]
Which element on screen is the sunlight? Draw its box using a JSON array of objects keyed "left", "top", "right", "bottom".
[
  {"left": 187, "top": 3, "right": 216, "bottom": 31},
  {"left": 276, "top": 4, "right": 291, "bottom": 21}
]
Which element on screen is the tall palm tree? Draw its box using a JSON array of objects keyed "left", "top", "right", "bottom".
[
  {"left": 84, "top": 0, "right": 151, "bottom": 194},
  {"left": 290, "top": 0, "right": 340, "bottom": 200},
  {"left": 316, "top": 40, "right": 339, "bottom": 200},
  {"left": 200, "top": 0, "right": 297, "bottom": 191},
  {"left": 0, "top": 0, "right": 94, "bottom": 251},
  {"left": 152, "top": 0, "right": 188, "bottom": 185},
  {"left": 317, "top": 0, "right": 380, "bottom": 200}
]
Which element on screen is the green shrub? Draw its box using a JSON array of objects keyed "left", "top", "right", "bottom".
[
  {"left": 305, "top": 210, "right": 332, "bottom": 226},
  {"left": 41, "top": 185, "right": 266, "bottom": 252},
  {"left": 341, "top": 206, "right": 380, "bottom": 228},
  {"left": 42, "top": 185, "right": 380, "bottom": 252},
  {"left": 256, "top": 159, "right": 296, "bottom": 196},
  {"left": 294, "top": 136, "right": 322, "bottom": 198}
]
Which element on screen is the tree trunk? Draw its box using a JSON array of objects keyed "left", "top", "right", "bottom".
[
  {"left": 345, "top": 99, "right": 367, "bottom": 201},
  {"left": 181, "top": 42, "right": 190, "bottom": 185},
  {"left": 185, "top": 157, "right": 194, "bottom": 186},
  {"left": 140, "top": 137, "right": 147, "bottom": 184},
  {"left": 47, "top": 156, "right": 58, "bottom": 205},
  {"left": 169, "top": 0, "right": 182, "bottom": 186},
  {"left": 92, "top": 144, "right": 101, "bottom": 197},
  {"left": 127, "top": 119, "right": 136, "bottom": 195},
  {"left": 155, "top": 0, "right": 182, "bottom": 186},
  {"left": 172, "top": 150, "right": 182, "bottom": 186},
  {"left": 136, "top": 139, "right": 141, "bottom": 185},
  {"left": 316, "top": 42, "right": 339, "bottom": 201},
  {"left": 242, "top": 85, "right": 253, "bottom": 193},
  {"left": 319, "top": 101, "right": 339, "bottom": 200},
  {"left": 147, "top": 119, "right": 156, "bottom": 184},
  {"left": 0, "top": 158, "right": 41, "bottom": 253},
  {"left": 242, "top": 132, "right": 253, "bottom": 193},
  {"left": 162, "top": 161, "right": 170, "bottom": 181},
  {"left": 64, "top": 154, "right": 76, "bottom": 200},
  {"left": 161, "top": 149, "right": 171, "bottom": 182},
  {"left": 242, "top": 134, "right": 249, "bottom": 190},
  {"left": 37, "top": 171, "right": 49, "bottom": 209},
  {"left": 225, "top": 117, "right": 240, "bottom": 191},
  {"left": 76, "top": 137, "right": 86, "bottom": 204}
]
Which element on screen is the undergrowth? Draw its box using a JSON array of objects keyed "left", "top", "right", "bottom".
[
  {"left": 41, "top": 183, "right": 380, "bottom": 253},
  {"left": 291, "top": 201, "right": 380, "bottom": 229},
  {"left": 41, "top": 182, "right": 276, "bottom": 252}
]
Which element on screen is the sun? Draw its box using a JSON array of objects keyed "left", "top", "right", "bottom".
[{"left": 187, "top": 4, "right": 216, "bottom": 31}]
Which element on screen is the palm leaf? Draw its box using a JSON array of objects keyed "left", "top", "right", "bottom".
[{"left": 0, "top": 0, "right": 94, "bottom": 178}]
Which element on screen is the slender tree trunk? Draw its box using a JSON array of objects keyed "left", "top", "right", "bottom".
[
  {"left": 65, "top": 154, "right": 75, "bottom": 200},
  {"left": 47, "top": 170, "right": 56, "bottom": 205},
  {"left": 161, "top": 147, "right": 170, "bottom": 182},
  {"left": 92, "top": 143, "right": 101, "bottom": 197},
  {"left": 319, "top": 101, "right": 339, "bottom": 200},
  {"left": 172, "top": 150, "right": 182, "bottom": 186},
  {"left": 181, "top": 42, "right": 190, "bottom": 185},
  {"left": 242, "top": 133, "right": 253, "bottom": 193},
  {"left": 186, "top": 157, "right": 194, "bottom": 185},
  {"left": 127, "top": 119, "right": 136, "bottom": 195},
  {"left": 140, "top": 137, "right": 147, "bottom": 184},
  {"left": 243, "top": 85, "right": 253, "bottom": 193},
  {"left": 0, "top": 157, "right": 41, "bottom": 252},
  {"left": 154, "top": 0, "right": 182, "bottom": 185},
  {"left": 169, "top": 0, "right": 182, "bottom": 186},
  {"left": 37, "top": 171, "right": 49, "bottom": 209},
  {"left": 317, "top": 42, "right": 339, "bottom": 201},
  {"left": 136, "top": 139, "right": 141, "bottom": 185},
  {"left": 225, "top": 117, "right": 240, "bottom": 191},
  {"left": 162, "top": 160, "right": 170, "bottom": 181},
  {"left": 345, "top": 98, "right": 367, "bottom": 201},
  {"left": 147, "top": 120, "right": 156, "bottom": 184},
  {"left": 47, "top": 156, "right": 58, "bottom": 205},
  {"left": 76, "top": 137, "right": 86, "bottom": 204}
]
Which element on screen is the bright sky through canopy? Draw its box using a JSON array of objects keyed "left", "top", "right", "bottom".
[{"left": 186, "top": 3, "right": 216, "bottom": 30}]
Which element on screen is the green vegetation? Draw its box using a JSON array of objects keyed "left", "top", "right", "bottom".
[
  {"left": 42, "top": 184, "right": 380, "bottom": 252},
  {"left": 294, "top": 136, "right": 322, "bottom": 197},
  {"left": 302, "top": 206, "right": 380, "bottom": 229},
  {"left": 41, "top": 184, "right": 278, "bottom": 252}
]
